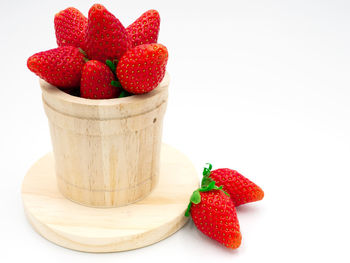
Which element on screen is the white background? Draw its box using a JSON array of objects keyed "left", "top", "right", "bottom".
[{"left": 1, "top": 0, "right": 350, "bottom": 262}]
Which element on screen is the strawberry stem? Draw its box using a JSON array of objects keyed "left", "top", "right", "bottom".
[
  {"left": 185, "top": 166, "right": 229, "bottom": 217},
  {"left": 201, "top": 163, "right": 214, "bottom": 188},
  {"left": 203, "top": 163, "right": 212, "bottom": 176}
]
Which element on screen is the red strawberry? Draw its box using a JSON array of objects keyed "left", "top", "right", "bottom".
[
  {"left": 54, "top": 7, "right": 88, "bottom": 49},
  {"left": 203, "top": 164, "right": 264, "bottom": 207},
  {"left": 80, "top": 60, "right": 120, "bottom": 99},
  {"left": 126, "top": 9, "right": 160, "bottom": 48},
  {"left": 84, "top": 4, "right": 129, "bottom": 62},
  {"left": 27, "top": 46, "right": 86, "bottom": 88},
  {"left": 185, "top": 181, "right": 242, "bottom": 249},
  {"left": 116, "top": 43, "right": 168, "bottom": 94}
]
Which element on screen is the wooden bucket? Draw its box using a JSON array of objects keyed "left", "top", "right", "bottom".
[{"left": 40, "top": 73, "right": 169, "bottom": 207}]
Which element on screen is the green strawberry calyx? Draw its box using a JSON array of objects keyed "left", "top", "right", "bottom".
[
  {"left": 107, "top": 59, "right": 122, "bottom": 89},
  {"left": 118, "top": 90, "right": 129, "bottom": 98},
  {"left": 106, "top": 59, "right": 118, "bottom": 73},
  {"left": 106, "top": 59, "right": 131, "bottom": 98},
  {"left": 111, "top": 80, "right": 122, "bottom": 88},
  {"left": 201, "top": 162, "right": 214, "bottom": 188},
  {"left": 185, "top": 164, "right": 229, "bottom": 217}
]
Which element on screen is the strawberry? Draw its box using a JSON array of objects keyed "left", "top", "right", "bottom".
[
  {"left": 80, "top": 60, "right": 121, "bottom": 99},
  {"left": 203, "top": 164, "right": 264, "bottom": 207},
  {"left": 126, "top": 9, "right": 160, "bottom": 48},
  {"left": 185, "top": 181, "right": 242, "bottom": 249},
  {"left": 54, "top": 7, "right": 88, "bottom": 49},
  {"left": 27, "top": 46, "right": 86, "bottom": 88},
  {"left": 84, "top": 4, "right": 129, "bottom": 62},
  {"left": 116, "top": 43, "right": 168, "bottom": 94}
]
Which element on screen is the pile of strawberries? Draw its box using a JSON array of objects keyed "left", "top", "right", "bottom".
[
  {"left": 27, "top": 3, "right": 264, "bottom": 251},
  {"left": 27, "top": 4, "right": 168, "bottom": 99},
  {"left": 186, "top": 164, "right": 264, "bottom": 249}
]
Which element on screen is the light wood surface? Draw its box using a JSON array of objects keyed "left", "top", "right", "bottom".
[
  {"left": 22, "top": 144, "right": 199, "bottom": 253},
  {"left": 40, "top": 73, "right": 169, "bottom": 207}
]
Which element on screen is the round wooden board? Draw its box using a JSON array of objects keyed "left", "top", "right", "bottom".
[{"left": 21, "top": 144, "right": 199, "bottom": 252}]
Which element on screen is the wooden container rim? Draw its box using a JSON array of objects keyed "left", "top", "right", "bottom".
[
  {"left": 40, "top": 72, "right": 170, "bottom": 107},
  {"left": 41, "top": 72, "right": 169, "bottom": 119}
]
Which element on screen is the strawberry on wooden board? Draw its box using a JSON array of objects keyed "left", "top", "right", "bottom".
[
  {"left": 27, "top": 46, "right": 86, "bottom": 88},
  {"left": 185, "top": 181, "right": 242, "bottom": 249},
  {"left": 54, "top": 7, "right": 88, "bottom": 49},
  {"left": 203, "top": 164, "right": 264, "bottom": 207},
  {"left": 126, "top": 9, "right": 160, "bottom": 48},
  {"left": 84, "top": 4, "right": 129, "bottom": 62},
  {"left": 80, "top": 60, "right": 121, "bottom": 99},
  {"left": 116, "top": 43, "right": 168, "bottom": 94}
]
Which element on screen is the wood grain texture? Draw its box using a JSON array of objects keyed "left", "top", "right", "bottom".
[
  {"left": 40, "top": 73, "right": 170, "bottom": 207},
  {"left": 22, "top": 144, "right": 199, "bottom": 252}
]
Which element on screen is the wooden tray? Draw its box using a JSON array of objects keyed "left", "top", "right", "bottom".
[{"left": 21, "top": 144, "right": 199, "bottom": 252}]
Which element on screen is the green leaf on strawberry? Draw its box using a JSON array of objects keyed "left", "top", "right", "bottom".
[
  {"left": 190, "top": 190, "right": 201, "bottom": 204},
  {"left": 106, "top": 60, "right": 116, "bottom": 73}
]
